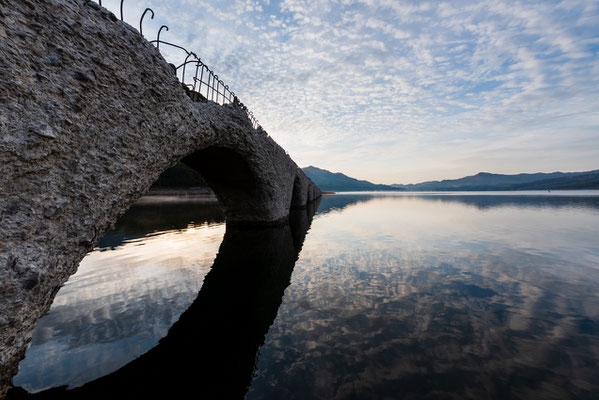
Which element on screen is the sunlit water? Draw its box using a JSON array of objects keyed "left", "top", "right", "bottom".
[
  {"left": 13, "top": 202, "right": 226, "bottom": 391},
  {"left": 13, "top": 191, "right": 599, "bottom": 399}
]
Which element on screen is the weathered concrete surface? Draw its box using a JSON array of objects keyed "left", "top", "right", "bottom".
[{"left": 0, "top": 0, "right": 320, "bottom": 396}]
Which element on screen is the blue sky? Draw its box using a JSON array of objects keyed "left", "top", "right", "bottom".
[{"left": 110, "top": 0, "right": 598, "bottom": 183}]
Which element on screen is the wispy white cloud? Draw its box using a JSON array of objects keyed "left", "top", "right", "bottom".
[{"left": 106, "top": 0, "right": 599, "bottom": 183}]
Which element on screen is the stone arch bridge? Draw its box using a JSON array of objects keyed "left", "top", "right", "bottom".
[{"left": 0, "top": 0, "right": 320, "bottom": 395}]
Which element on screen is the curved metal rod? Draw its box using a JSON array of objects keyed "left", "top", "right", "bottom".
[
  {"left": 210, "top": 73, "right": 217, "bottom": 102},
  {"left": 139, "top": 8, "right": 154, "bottom": 36},
  {"left": 205, "top": 72, "right": 212, "bottom": 100},
  {"left": 156, "top": 25, "right": 169, "bottom": 49},
  {"left": 145, "top": 27, "right": 258, "bottom": 114},
  {"left": 214, "top": 75, "right": 220, "bottom": 103},
  {"left": 149, "top": 40, "right": 194, "bottom": 57},
  {"left": 219, "top": 79, "right": 225, "bottom": 104},
  {"left": 203, "top": 67, "right": 215, "bottom": 99},
  {"left": 174, "top": 60, "right": 201, "bottom": 77},
  {"left": 95, "top": 2, "right": 255, "bottom": 113},
  {"left": 213, "top": 74, "right": 219, "bottom": 102},
  {"left": 176, "top": 57, "right": 199, "bottom": 71},
  {"left": 191, "top": 60, "right": 204, "bottom": 93},
  {"left": 180, "top": 52, "right": 198, "bottom": 84},
  {"left": 197, "top": 64, "right": 206, "bottom": 96}
]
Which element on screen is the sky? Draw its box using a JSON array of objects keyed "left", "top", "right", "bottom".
[{"left": 108, "top": 0, "right": 599, "bottom": 184}]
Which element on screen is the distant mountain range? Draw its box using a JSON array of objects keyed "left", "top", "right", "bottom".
[
  {"left": 302, "top": 166, "right": 599, "bottom": 192},
  {"left": 302, "top": 166, "right": 400, "bottom": 192},
  {"left": 151, "top": 163, "right": 599, "bottom": 192}
]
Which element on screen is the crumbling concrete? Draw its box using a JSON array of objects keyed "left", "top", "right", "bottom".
[{"left": 0, "top": 0, "right": 320, "bottom": 396}]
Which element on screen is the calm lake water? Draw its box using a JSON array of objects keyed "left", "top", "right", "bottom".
[{"left": 12, "top": 191, "right": 599, "bottom": 399}]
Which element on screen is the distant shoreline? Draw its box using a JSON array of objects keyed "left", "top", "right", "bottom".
[
  {"left": 145, "top": 187, "right": 215, "bottom": 196},
  {"left": 135, "top": 188, "right": 599, "bottom": 206},
  {"left": 322, "top": 189, "right": 599, "bottom": 196},
  {"left": 135, "top": 187, "right": 219, "bottom": 204}
]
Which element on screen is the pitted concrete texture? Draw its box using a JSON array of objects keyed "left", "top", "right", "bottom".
[{"left": 0, "top": 0, "right": 320, "bottom": 396}]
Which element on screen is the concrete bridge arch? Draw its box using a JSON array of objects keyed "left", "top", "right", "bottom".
[{"left": 0, "top": 0, "right": 320, "bottom": 395}]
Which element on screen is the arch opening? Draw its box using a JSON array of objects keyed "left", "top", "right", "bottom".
[{"left": 180, "top": 146, "right": 272, "bottom": 225}]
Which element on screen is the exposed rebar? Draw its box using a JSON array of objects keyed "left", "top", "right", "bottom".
[
  {"left": 139, "top": 8, "right": 154, "bottom": 36},
  {"left": 93, "top": 0, "right": 259, "bottom": 128}
]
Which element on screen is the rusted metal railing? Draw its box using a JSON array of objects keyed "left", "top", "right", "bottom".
[{"left": 94, "top": 0, "right": 259, "bottom": 129}]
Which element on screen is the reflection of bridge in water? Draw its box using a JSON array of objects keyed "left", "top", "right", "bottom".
[
  {"left": 7, "top": 201, "right": 319, "bottom": 399},
  {"left": 0, "top": 0, "right": 320, "bottom": 396}
]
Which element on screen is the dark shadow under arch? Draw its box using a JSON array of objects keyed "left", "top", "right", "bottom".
[
  {"left": 182, "top": 147, "right": 258, "bottom": 200},
  {"left": 181, "top": 146, "right": 283, "bottom": 225}
]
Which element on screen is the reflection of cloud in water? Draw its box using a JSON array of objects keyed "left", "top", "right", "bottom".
[
  {"left": 251, "top": 248, "right": 599, "bottom": 399},
  {"left": 316, "top": 191, "right": 599, "bottom": 217},
  {"left": 13, "top": 223, "right": 225, "bottom": 391},
  {"left": 409, "top": 192, "right": 599, "bottom": 212},
  {"left": 315, "top": 195, "right": 373, "bottom": 217},
  {"left": 248, "top": 193, "right": 599, "bottom": 399},
  {"left": 313, "top": 193, "right": 599, "bottom": 266}
]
